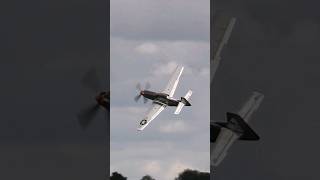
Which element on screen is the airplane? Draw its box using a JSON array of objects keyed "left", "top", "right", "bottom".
[
  {"left": 210, "top": 14, "right": 264, "bottom": 173},
  {"left": 78, "top": 68, "right": 110, "bottom": 129},
  {"left": 134, "top": 66, "right": 192, "bottom": 131}
]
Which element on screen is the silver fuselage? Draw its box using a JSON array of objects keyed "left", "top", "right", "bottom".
[{"left": 141, "top": 90, "right": 180, "bottom": 106}]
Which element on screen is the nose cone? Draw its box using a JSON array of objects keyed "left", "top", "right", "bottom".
[{"left": 140, "top": 91, "right": 145, "bottom": 95}]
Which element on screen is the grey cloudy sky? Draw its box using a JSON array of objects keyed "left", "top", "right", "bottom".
[
  {"left": 212, "top": 0, "right": 320, "bottom": 179},
  {"left": 110, "top": 0, "right": 210, "bottom": 179}
]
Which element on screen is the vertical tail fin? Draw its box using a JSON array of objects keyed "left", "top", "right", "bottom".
[{"left": 225, "top": 112, "right": 260, "bottom": 140}]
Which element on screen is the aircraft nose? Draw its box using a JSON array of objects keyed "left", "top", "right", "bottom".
[{"left": 140, "top": 91, "right": 144, "bottom": 95}]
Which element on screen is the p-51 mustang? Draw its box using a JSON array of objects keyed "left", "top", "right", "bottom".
[{"left": 135, "top": 66, "right": 192, "bottom": 131}]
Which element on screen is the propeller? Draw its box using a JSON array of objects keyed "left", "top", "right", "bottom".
[
  {"left": 136, "top": 83, "right": 142, "bottom": 91},
  {"left": 78, "top": 68, "right": 108, "bottom": 129},
  {"left": 77, "top": 103, "right": 100, "bottom": 129},
  {"left": 143, "top": 96, "right": 148, "bottom": 104},
  {"left": 81, "top": 68, "right": 102, "bottom": 93},
  {"left": 134, "top": 94, "right": 142, "bottom": 102},
  {"left": 145, "top": 82, "right": 151, "bottom": 90},
  {"left": 134, "top": 82, "right": 151, "bottom": 103}
]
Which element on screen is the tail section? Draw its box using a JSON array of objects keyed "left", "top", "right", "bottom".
[
  {"left": 211, "top": 92, "right": 264, "bottom": 167},
  {"left": 217, "top": 112, "right": 260, "bottom": 140},
  {"left": 174, "top": 90, "right": 192, "bottom": 114}
]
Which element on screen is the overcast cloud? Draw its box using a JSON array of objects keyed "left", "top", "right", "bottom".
[{"left": 110, "top": 0, "right": 210, "bottom": 179}]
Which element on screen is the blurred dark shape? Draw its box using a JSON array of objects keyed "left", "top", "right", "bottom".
[
  {"left": 78, "top": 103, "right": 100, "bottom": 129},
  {"left": 82, "top": 68, "right": 102, "bottom": 93},
  {"left": 174, "top": 169, "right": 210, "bottom": 180},
  {"left": 78, "top": 68, "right": 110, "bottom": 129},
  {"left": 141, "top": 175, "right": 156, "bottom": 180},
  {"left": 110, "top": 172, "right": 127, "bottom": 180}
]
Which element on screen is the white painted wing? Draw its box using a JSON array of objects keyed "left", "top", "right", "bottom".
[
  {"left": 211, "top": 15, "right": 236, "bottom": 82},
  {"left": 211, "top": 127, "right": 239, "bottom": 167},
  {"left": 138, "top": 102, "right": 166, "bottom": 131},
  {"left": 162, "top": 66, "right": 184, "bottom": 97}
]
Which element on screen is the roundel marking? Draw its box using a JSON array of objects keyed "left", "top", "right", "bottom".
[{"left": 140, "top": 119, "right": 147, "bottom": 125}]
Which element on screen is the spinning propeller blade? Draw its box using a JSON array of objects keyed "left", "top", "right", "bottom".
[
  {"left": 82, "top": 68, "right": 102, "bottom": 93},
  {"left": 145, "top": 82, "right": 151, "bottom": 90},
  {"left": 77, "top": 103, "right": 100, "bottom": 129},
  {"left": 78, "top": 68, "right": 109, "bottom": 130},
  {"left": 136, "top": 83, "right": 142, "bottom": 91},
  {"left": 134, "top": 94, "right": 142, "bottom": 102},
  {"left": 135, "top": 82, "right": 151, "bottom": 103},
  {"left": 143, "top": 97, "right": 148, "bottom": 103}
]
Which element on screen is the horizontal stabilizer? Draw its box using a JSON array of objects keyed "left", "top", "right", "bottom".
[
  {"left": 238, "top": 91, "right": 264, "bottom": 122},
  {"left": 174, "top": 90, "right": 192, "bottom": 114},
  {"left": 184, "top": 90, "right": 193, "bottom": 100},
  {"left": 174, "top": 102, "right": 185, "bottom": 114},
  {"left": 226, "top": 112, "right": 260, "bottom": 140}
]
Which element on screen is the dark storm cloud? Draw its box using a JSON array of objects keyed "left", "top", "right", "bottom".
[
  {"left": 212, "top": 0, "right": 320, "bottom": 179},
  {"left": 0, "top": 0, "right": 108, "bottom": 179}
]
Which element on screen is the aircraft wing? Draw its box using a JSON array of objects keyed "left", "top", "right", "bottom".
[
  {"left": 211, "top": 15, "right": 236, "bottom": 82},
  {"left": 211, "top": 127, "right": 239, "bottom": 167},
  {"left": 162, "top": 66, "right": 184, "bottom": 97},
  {"left": 138, "top": 101, "right": 166, "bottom": 131}
]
